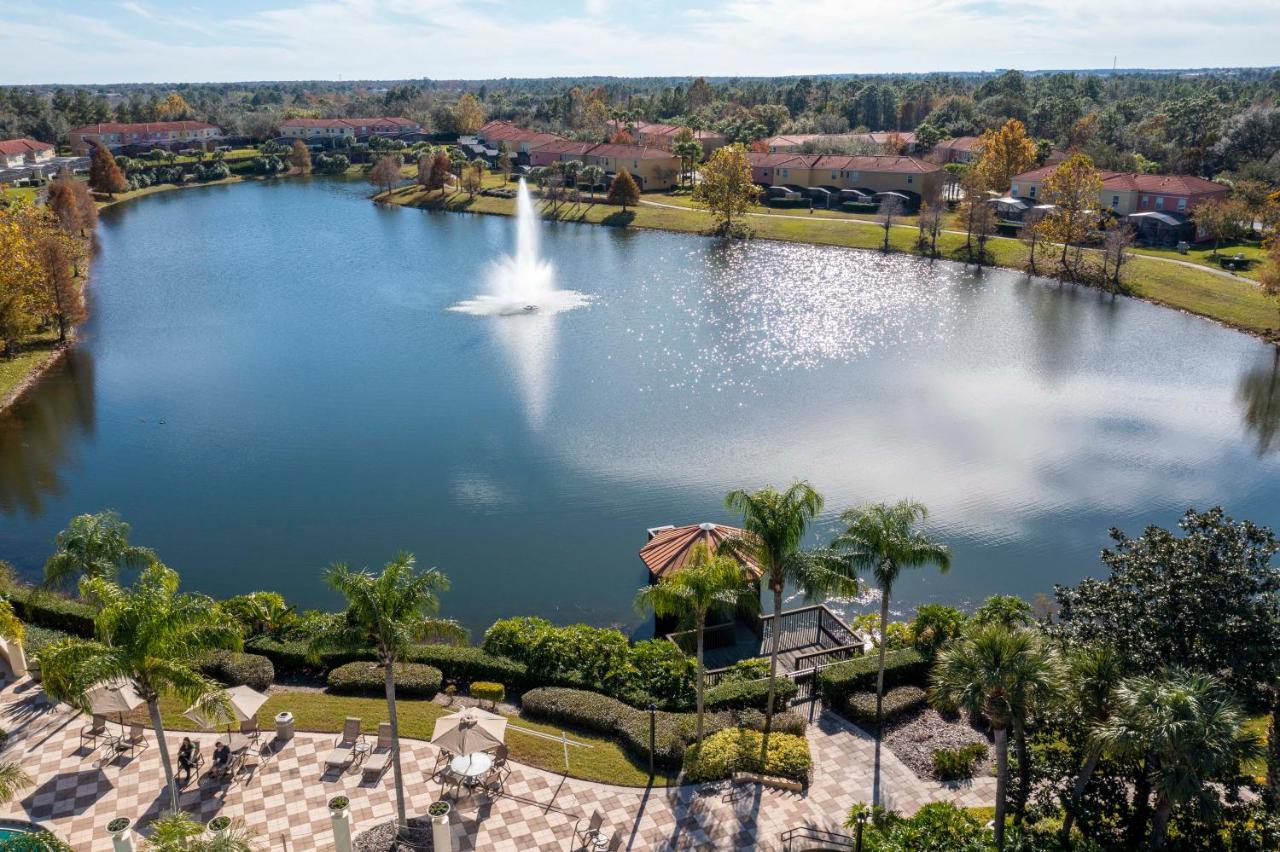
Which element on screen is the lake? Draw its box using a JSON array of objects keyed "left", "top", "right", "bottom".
[{"left": 2, "top": 177, "right": 1278, "bottom": 637}]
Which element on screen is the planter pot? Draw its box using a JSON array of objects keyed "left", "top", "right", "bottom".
[
  {"left": 106, "top": 817, "right": 135, "bottom": 852},
  {"left": 431, "top": 800, "right": 453, "bottom": 852},
  {"left": 206, "top": 816, "right": 231, "bottom": 838},
  {"left": 328, "top": 801, "right": 352, "bottom": 852}
]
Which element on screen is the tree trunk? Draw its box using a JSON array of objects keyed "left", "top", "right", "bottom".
[
  {"left": 1149, "top": 794, "right": 1172, "bottom": 850},
  {"left": 695, "top": 613, "right": 706, "bottom": 744},
  {"left": 1013, "top": 719, "right": 1031, "bottom": 824},
  {"left": 385, "top": 658, "right": 407, "bottom": 833},
  {"left": 761, "top": 583, "right": 783, "bottom": 766},
  {"left": 148, "top": 697, "right": 180, "bottom": 814},
  {"left": 872, "top": 585, "right": 891, "bottom": 807},
  {"left": 1060, "top": 747, "right": 1101, "bottom": 842},
  {"left": 1128, "top": 761, "right": 1153, "bottom": 849},
  {"left": 994, "top": 725, "right": 1009, "bottom": 851}
]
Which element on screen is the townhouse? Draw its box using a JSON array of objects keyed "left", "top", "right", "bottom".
[
  {"left": 275, "top": 117, "right": 420, "bottom": 142},
  {"left": 68, "top": 121, "right": 222, "bottom": 154},
  {"left": 1008, "top": 166, "right": 1229, "bottom": 217},
  {"left": 528, "top": 140, "right": 597, "bottom": 168},
  {"left": 581, "top": 144, "right": 680, "bottom": 190},
  {"left": 607, "top": 121, "right": 727, "bottom": 156},
  {"left": 746, "top": 152, "right": 943, "bottom": 200},
  {"left": 0, "top": 138, "right": 55, "bottom": 168},
  {"left": 476, "top": 120, "right": 565, "bottom": 166},
  {"left": 760, "top": 131, "right": 917, "bottom": 154}
]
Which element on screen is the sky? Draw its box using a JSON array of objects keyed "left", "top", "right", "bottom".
[{"left": 0, "top": 0, "right": 1276, "bottom": 85}]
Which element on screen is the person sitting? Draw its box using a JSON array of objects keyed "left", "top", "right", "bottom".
[
  {"left": 210, "top": 741, "right": 231, "bottom": 778},
  {"left": 177, "top": 737, "right": 195, "bottom": 782}
]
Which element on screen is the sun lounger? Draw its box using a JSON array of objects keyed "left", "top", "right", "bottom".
[
  {"left": 361, "top": 722, "right": 394, "bottom": 782},
  {"left": 323, "top": 717, "right": 363, "bottom": 772}
]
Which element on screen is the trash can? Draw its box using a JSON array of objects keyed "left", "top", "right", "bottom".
[
  {"left": 1177, "top": 241, "right": 1189, "bottom": 255},
  {"left": 275, "top": 711, "right": 295, "bottom": 741}
]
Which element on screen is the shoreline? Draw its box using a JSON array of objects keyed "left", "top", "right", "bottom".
[
  {"left": 382, "top": 182, "right": 1280, "bottom": 347},
  {"left": 0, "top": 341, "right": 68, "bottom": 415}
]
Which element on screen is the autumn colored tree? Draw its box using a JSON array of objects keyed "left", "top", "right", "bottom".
[
  {"left": 0, "top": 203, "right": 47, "bottom": 356},
  {"left": 1260, "top": 241, "right": 1280, "bottom": 329},
  {"left": 692, "top": 143, "right": 760, "bottom": 233},
  {"left": 1041, "top": 153, "right": 1103, "bottom": 277},
  {"left": 428, "top": 152, "right": 451, "bottom": 192},
  {"left": 288, "top": 139, "right": 312, "bottom": 174},
  {"left": 462, "top": 162, "right": 485, "bottom": 198},
  {"left": 606, "top": 169, "right": 640, "bottom": 211},
  {"left": 38, "top": 233, "right": 85, "bottom": 342},
  {"left": 973, "top": 119, "right": 1038, "bottom": 195},
  {"left": 88, "top": 142, "right": 127, "bottom": 197},
  {"left": 1194, "top": 196, "right": 1248, "bottom": 255},
  {"left": 46, "top": 172, "right": 98, "bottom": 236},
  {"left": 416, "top": 152, "right": 432, "bottom": 188},
  {"left": 609, "top": 129, "right": 635, "bottom": 145},
  {"left": 452, "top": 93, "right": 485, "bottom": 135},
  {"left": 367, "top": 154, "right": 402, "bottom": 196},
  {"left": 155, "top": 92, "right": 193, "bottom": 119}
]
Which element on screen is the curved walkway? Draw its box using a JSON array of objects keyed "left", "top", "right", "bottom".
[{"left": 0, "top": 678, "right": 993, "bottom": 850}]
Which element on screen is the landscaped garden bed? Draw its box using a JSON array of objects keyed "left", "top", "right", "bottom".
[{"left": 882, "top": 706, "right": 992, "bottom": 782}]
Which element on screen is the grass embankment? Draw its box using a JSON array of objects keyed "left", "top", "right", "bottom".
[
  {"left": 384, "top": 178, "right": 1279, "bottom": 340},
  {"left": 0, "top": 331, "right": 61, "bottom": 404},
  {"left": 129, "top": 691, "right": 673, "bottom": 788}
]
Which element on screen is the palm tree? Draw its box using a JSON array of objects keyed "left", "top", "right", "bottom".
[
  {"left": 562, "top": 159, "right": 583, "bottom": 203},
  {"left": 581, "top": 165, "right": 605, "bottom": 202},
  {"left": 722, "top": 482, "right": 856, "bottom": 760},
  {"left": 43, "top": 510, "right": 155, "bottom": 591},
  {"left": 1059, "top": 642, "right": 1125, "bottom": 843},
  {"left": 673, "top": 139, "right": 702, "bottom": 188},
  {"left": 833, "top": 500, "right": 950, "bottom": 804},
  {"left": 310, "top": 552, "right": 465, "bottom": 835},
  {"left": 634, "top": 543, "right": 758, "bottom": 743},
  {"left": 1092, "top": 668, "right": 1262, "bottom": 850},
  {"left": 145, "top": 810, "right": 257, "bottom": 851},
  {"left": 39, "top": 563, "right": 240, "bottom": 813},
  {"left": 0, "top": 761, "right": 32, "bottom": 804},
  {"left": 931, "top": 625, "right": 1061, "bottom": 850}
]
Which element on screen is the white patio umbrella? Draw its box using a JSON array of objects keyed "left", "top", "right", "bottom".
[
  {"left": 182, "top": 685, "right": 268, "bottom": 733},
  {"left": 430, "top": 707, "right": 507, "bottom": 756},
  {"left": 85, "top": 679, "right": 145, "bottom": 716}
]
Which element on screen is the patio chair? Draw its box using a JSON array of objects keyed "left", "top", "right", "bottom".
[
  {"left": 432, "top": 748, "right": 454, "bottom": 779},
  {"left": 322, "top": 717, "right": 363, "bottom": 773},
  {"left": 577, "top": 809, "right": 605, "bottom": 848},
  {"left": 240, "top": 717, "right": 261, "bottom": 741},
  {"left": 121, "top": 724, "right": 149, "bottom": 755},
  {"left": 361, "top": 722, "right": 394, "bottom": 782},
  {"left": 605, "top": 834, "right": 622, "bottom": 851},
  {"left": 79, "top": 714, "right": 107, "bottom": 749}
]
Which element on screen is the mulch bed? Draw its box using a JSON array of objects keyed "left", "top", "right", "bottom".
[
  {"left": 883, "top": 706, "right": 993, "bottom": 782},
  {"left": 353, "top": 816, "right": 435, "bottom": 851}
]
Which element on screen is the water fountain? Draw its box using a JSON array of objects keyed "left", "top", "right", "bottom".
[
  {"left": 450, "top": 179, "right": 590, "bottom": 429},
  {"left": 449, "top": 179, "right": 590, "bottom": 317}
]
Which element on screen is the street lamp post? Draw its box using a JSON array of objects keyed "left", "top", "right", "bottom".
[
  {"left": 854, "top": 806, "right": 870, "bottom": 852},
  {"left": 648, "top": 704, "right": 657, "bottom": 779}
]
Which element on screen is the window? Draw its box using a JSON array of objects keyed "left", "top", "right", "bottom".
[
  {"left": 1155, "top": 197, "right": 1165, "bottom": 210},
  {"left": 850, "top": 171, "right": 859, "bottom": 181},
  {"left": 907, "top": 175, "right": 913, "bottom": 184},
  {"left": 832, "top": 171, "right": 838, "bottom": 180},
  {"left": 1029, "top": 186, "right": 1036, "bottom": 198},
  {"left": 781, "top": 169, "right": 788, "bottom": 178},
  {"left": 1177, "top": 198, "right": 1187, "bottom": 211},
  {"left": 1111, "top": 195, "right": 1119, "bottom": 209},
  {"left": 1141, "top": 195, "right": 1149, "bottom": 206},
  {"left": 1011, "top": 183, "right": 1019, "bottom": 196}
]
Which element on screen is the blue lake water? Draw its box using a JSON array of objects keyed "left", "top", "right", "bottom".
[{"left": 2, "top": 177, "right": 1278, "bottom": 636}]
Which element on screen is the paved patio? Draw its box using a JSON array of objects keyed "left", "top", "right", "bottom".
[{"left": 0, "top": 677, "right": 993, "bottom": 850}]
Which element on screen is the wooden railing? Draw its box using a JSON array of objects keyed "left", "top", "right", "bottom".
[
  {"left": 760, "top": 603, "right": 858, "bottom": 653},
  {"left": 664, "top": 619, "right": 737, "bottom": 656},
  {"left": 791, "top": 641, "right": 864, "bottom": 675}
]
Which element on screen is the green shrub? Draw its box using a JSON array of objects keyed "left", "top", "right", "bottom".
[
  {"left": 470, "top": 681, "right": 505, "bottom": 704},
  {"left": 735, "top": 708, "right": 808, "bottom": 737},
  {"left": 933, "top": 743, "right": 987, "bottom": 781},
  {"left": 405, "top": 644, "right": 527, "bottom": 689},
  {"left": 201, "top": 650, "right": 275, "bottom": 691},
  {"left": 767, "top": 197, "right": 811, "bottom": 208},
  {"left": 519, "top": 686, "right": 730, "bottom": 769},
  {"left": 841, "top": 201, "right": 880, "bottom": 213},
  {"left": 6, "top": 587, "right": 95, "bottom": 636},
  {"left": 624, "top": 639, "right": 695, "bottom": 708},
  {"left": 719, "top": 658, "right": 769, "bottom": 683},
  {"left": 245, "top": 636, "right": 365, "bottom": 673},
  {"left": 910, "top": 604, "right": 968, "bottom": 660},
  {"left": 704, "top": 676, "right": 798, "bottom": 712},
  {"left": 22, "top": 624, "right": 71, "bottom": 658},
  {"left": 845, "top": 686, "right": 928, "bottom": 727},
  {"left": 818, "top": 649, "right": 928, "bottom": 708},
  {"left": 327, "top": 662, "right": 442, "bottom": 698},
  {"left": 682, "top": 727, "right": 811, "bottom": 783}
]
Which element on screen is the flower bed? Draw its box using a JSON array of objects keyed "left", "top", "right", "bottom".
[{"left": 682, "top": 727, "right": 811, "bottom": 784}]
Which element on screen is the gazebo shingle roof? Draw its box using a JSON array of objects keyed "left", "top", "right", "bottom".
[{"left": 639, "top": 522, "right": 762, "bottom": 581}]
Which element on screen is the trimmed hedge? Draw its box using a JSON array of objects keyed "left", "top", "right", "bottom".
[
  {"left": 682, "top": 727, "right": 812, "bottom": 784},
  {"left": 735, "top": 708, "right": 808, "bottom": 738},
  {"left": 201, "top": 651, "right": 275, "bottom": 692},
  {"left": 766, "top": 197, "right": 811, "bottom": 208},
  {"left": 244, "top": 636, "right": 363, "bottom": 673},
  {"left": 845, "top": 686, "right": 928, "bottom": 727},
  {"left": 520, "top": 687, "right": 730, "bottom": 770},
  {"left": 6, "top": 587, "right": 95, "bottom": 636},
  {"left": 818, "top": 648, "right": 929, "bottom": 708},
  {"left": 704, "top": 677, "right": 798, "bottom": 712},
  {"left": 841, "top": 201, "right": 879, "bottom": 213},
  {"left": 327, "top": 662, "right": 443, "bottom": 698},
  {"left": 470, "top": 682, "right": 505, "bottom": 704},
  {"left": 22, "top": 624, "right": 71, "bottom": 659},
  {"left": 244, "top": 637, "right": 527, "bottom": 690}
]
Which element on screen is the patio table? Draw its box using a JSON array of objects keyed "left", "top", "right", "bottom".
[{"left": 449, "top": 752, "right": 493, "bottom": 785}]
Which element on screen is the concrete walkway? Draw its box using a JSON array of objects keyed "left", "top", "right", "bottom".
[{"left": 0, "top": 677, "right": 993, "bottom": 850}]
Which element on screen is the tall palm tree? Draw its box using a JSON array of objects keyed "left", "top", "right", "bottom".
[
  {"left": 581, "top": 165, "right": 605, "bottom": 202},
  {"left": 1092, "top": 668, "right": 1262, "bottom": 850},
  {"left": 722, "top": 482, "right": 856, "bottom": 759},
  {"left": 833, "top": 500, "right": 950, "bottom": 804},
  {"left": 43, "top": 510, "right": 155, "bottom": 591},
  {"left": 39, "top": 563, "right": 240, "bottom": 813},
  {"left": 634, "top": 543, "right": 759, "bottom": 743},
  {"left": 673, "top": 139, "right": 703, "bottom": 188},
  {"left": 931, "top": 625, "right": 1061, "bottom": 850},
  {"left": 310, "top": 552, "right": 465, "bottom": 836},
  {"left": 1059, "top": 642, "right": 1125, "bottom": 842}
]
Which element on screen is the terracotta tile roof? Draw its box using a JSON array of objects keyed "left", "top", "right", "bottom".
[
  {"left": 587, "top": 144, "right": 675, "bottom": 160},
  {"left": 745, "top": 152, "right": 820, "bottom": 168},
  {"left": 70, "top": 121, "right": 217, "bottom": 134},
  {"left": 0, "top": 137, "right": 53, "bottom": 155},
  {"left": 529, "top": 140, "right": 597, "bottom": 156},
  {"left": 933, "top": 136, "right": 982, "bottom": 152},
  {"left": 639, "top": 523, "right": 763, "bottom": 581},
  {"left": 810, "top": 154, "right": 940, "bottom": 174},
  {"left": 278, "top": 117, "right": 417, "bottom": 129},
  {"left": 1012, "top": 166, "right": 1229, "bottom": 196},
  {"left": 763, "top": 132, "right": 917, "bottom": 150}
]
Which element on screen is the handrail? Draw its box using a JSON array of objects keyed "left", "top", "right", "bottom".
[
  {"left": 780, "top": 826, "right": 855, "bottom": 851},
  {"left": 791, "top": 642, "right": 864, "bottom": 675}
]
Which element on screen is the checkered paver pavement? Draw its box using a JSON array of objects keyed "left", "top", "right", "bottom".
[{"left": 0, "top": 677, "right": 993, "bottom": 850}]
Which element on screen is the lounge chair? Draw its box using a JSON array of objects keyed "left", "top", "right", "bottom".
[
  {"left": 79, "top": 714, "right": 107, "bottom": 749},
  {"left": 578, "top": 809, "right": 605, "bottom": 848},
  {"left": 361, "top": 722, "right": 394, "bottom": 782},
  {"left": 240, "top": 718, "right": 260, "bottom": 741},
  {"left": 323, "top": 717, "right": 363, "bottom": 773}
]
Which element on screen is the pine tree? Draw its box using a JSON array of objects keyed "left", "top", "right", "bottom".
[
  {"left": 606, "top": 169, "right": 640, "bottom": 211},
  {"left": 88, "top": 142, "right": 127, "bottom": 197}
]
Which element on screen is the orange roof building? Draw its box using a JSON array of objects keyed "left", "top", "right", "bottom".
[{"left": 639, "top": 522, "right": 762, "bottom": 581}]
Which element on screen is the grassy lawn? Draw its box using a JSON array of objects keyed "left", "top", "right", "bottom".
[
  {"left": 0, "top": 332, "right": 61, "bottom": 403},
  {"left": 1130, "top": 241, "right": 1264, "bottom": 281},
  {"left": 1244, "top": 714, "right": 1269, "bottom": 784},
  {"left": 1, "top": 185, "right": 39, "bottom": 205},
  {"left": 97, "top": 175, "right": 245, "bottom": 208},
  {"left": 129, "top": 691, "right": 673, "bottom": 788},
  {"left": 382, "top": 181, "right": 1280, "bottom": 339}
]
